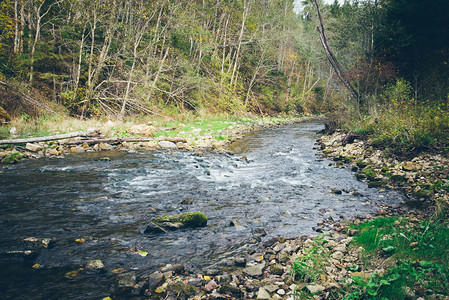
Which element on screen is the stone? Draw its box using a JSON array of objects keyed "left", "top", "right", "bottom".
[
  {"left": 159, "top": 141, "right": 177, "bottom": 149},
  {"left": 306, "top": 284, "right": 325, "bottom": 294},
  {"left": 218, "top": 285, "right": 243, "bottom": 298},
  {"left": 270, "top": 263, "right": 284, "bottom": 276},
  {"left": 277, "top": 289, "right": 286, "bottom": 295},
  {"left": 403, "top": 162, "right": 419, "bottom": 171},
  {"left": 257, "top": 287, "right": 271, "bottom": 299},
  {"left": 99, "top": 143, "right": 112, "bottom": 150},
  {"left": 161, "top": 263, "right": 185, "bottom": 274},
  {"left": 132, "top": 280, "right": 148, "bottom": 295},
  {"left": 334, "top": 244, "right": 346, "bottom": 252},
  {"left": 332, "top": 251, "right": 344, "bottom": 260},
  {"left": 118, "top": 272, "right": 136, "bottom": 288},
  {"left": 26, "top": 143, "right": 43, "bottom": 152},
  {"left": 23, "top": 237, "right": 54, "bottom": 248},
  {"left": 273, "top": 243, "right": 285, "bottom": 253},
  {"left": 243, "top": 262, "right": 265, "bottom": 277},
  {"left": 264, "top": 284, "right": 278, "bottom": 293},
  {"left": 129, "top": 124, "right": 156, "bottom": 136},
  {"left": 144, "top": 212, "right": 207, "bottom": 234},
  {"left": 85, "top": 259, "right": 106, "bottom": 273},
  {"left": 235, "top": 257, "right": 246, "bottom": 267},
  {"left": 205, "top": 280, "right": 219, "bottom": 292},
  {"left": 229, "top": 219, "right": 245, "bottom": 231},
  {"left": 148, "top": 272, "right": 165, "bottom": 291}
]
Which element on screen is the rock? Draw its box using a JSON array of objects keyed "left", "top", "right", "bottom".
[
  {"left": 257, "top": 287, "right": 271, "bottom": 299},
  {"left": 243, "top": 262, "right": 265, "bottom": 277},
  {"left": 368, "top": 180, "right": 387, "bottom": 188},
  {"left": 180, "top": 198, "right": 193, "bottom": 205},
  {"left": 132, "top": 280, "right": 148, "bottom": 296},
  {"left": 270, "top": 263, "right": 284, "bottom": 276},
  {"left": 307, "top": 284, "right": 325, "bottom": 294},
  {"left": 23, "top": 237, "right": 54, "bottom": 248},
  {"left": 129, "top": 124, "right": 156, "bottom": 136},
  {"left": 273, "top": 243, "right": 285, "bottom": 253},
  {"left": 264, "top": 284, "right": 279, "bottom": 293},
  {"left": 205, "top": 280, "right": 219, "bottom": 292},
  {"left": 277, "top": 289, "right": 286, "bottom": 295},
  {"left": 118, "top": 272, "right": 136, "bottom": 288},
  {"left": 161, "top": 264, "right": 185, "bottom": 275},
  {"left": 331, "top": 251, "right": 344, "bottom": 260},
  {"left": 218, "top": 285, "right": 243, "bottom": 298},
  {"left": 414, "top": 189, "right": 432, "bottom": 199},
  {"left": 159, "top": 141, "right": 177, "bottom": 149},
  {"left": 26, "top": 143, "right": 43, "bottom": 152},
  {"left": 85, "top": 259, "right": 106, "bottom": 273},
  {"left": 144, "top": 212, "right": 207, "bottom": 234},
  {"left": 99, "top": 143, "right": 112, "bottom": 150},
  {"left": 390, "top": 174, "right": 406, "bottom": 183},
  {"left": 229, "top": 219, "right": 245, "bottom": 231},
  {"left": 235, "top": 257, "right": 246, "bottom": 267},
  {"left": 148, "top": 272, "right": 165, "bottom": 291},
  {"left": 167, "top": 282, "right": 196, "bottom": 298},
  {"left": 403, "top": 162, "right": 419, "bottom": 171}
]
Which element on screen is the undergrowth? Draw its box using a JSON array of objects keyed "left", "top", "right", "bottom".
[
  {"left": 345, "top": 216, "right": 449, "bottom": 299},
  {"left": 342, "top": 79, "right": 449, "bottom": 156},
  {"left": 290, "top": 216, "right": 449, "bottom": 299}
]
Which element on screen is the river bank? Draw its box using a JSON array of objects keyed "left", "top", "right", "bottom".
[
  {"left": 318, "top": 130, "right": 449, "bottom": 213},
  {"left": 0, "top": 115, "right": 307, "bottom": 164}
]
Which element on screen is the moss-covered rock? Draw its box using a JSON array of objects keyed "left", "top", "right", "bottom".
[
  {"left": 413, "top": 189, "right": 432, "bottom": 199},
  {"left": 219, "top": 284, "right": 243, "bottom": 298},
  {"left": 144, "top": 212, "right": 207, "bottom": 234},
  {"left": 368, "top": 181, "right": 387, "bottom": 188},
  {"left": 390, "top": 174, "right": 406, "bottom": 183}
]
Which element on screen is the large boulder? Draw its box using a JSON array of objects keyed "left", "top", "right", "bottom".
[{"left": 144, "top": 212, "right": 207, "bottom": 234}]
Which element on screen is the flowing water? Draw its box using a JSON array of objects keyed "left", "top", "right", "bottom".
[{"left": 0, "top": 120, "right": 406, "bottom": 299}]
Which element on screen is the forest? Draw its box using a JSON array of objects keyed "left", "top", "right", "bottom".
[{"left": 0, "top": 0, "right": 448, "bottom": 152}]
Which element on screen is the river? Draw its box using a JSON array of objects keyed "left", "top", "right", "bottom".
[{"left": 0, "top": 120, "right": 405, "bottom": 299}]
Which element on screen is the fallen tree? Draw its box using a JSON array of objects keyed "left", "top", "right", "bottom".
[{"left": 0, "top": 132, "right": 90, "bottom": 145}]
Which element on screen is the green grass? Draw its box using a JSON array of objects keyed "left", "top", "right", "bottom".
[
  {"left": 342, "top": 216, "right": 449, "bottom": 299},
  {"left": 343, "top": 100, "right": 449, "bottom": 156}
]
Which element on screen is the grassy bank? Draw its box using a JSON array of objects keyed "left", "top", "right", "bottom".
[
  {"left": 342, "top": 100, "right": 449, "bottom": 157},
  {"left": 290, "top": 215, "right": 449, "bottom": 299},
  {"left": 0, "top": 113, "right": 308, "bottom": 164},
  {"left": 0, "top": 113, "right": 304, "bottom": 141}
]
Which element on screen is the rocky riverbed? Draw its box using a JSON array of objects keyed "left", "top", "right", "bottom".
[
  {"left": 318, "top": 130, "right": 449, "bottom": 211},
  {"left": 100, "top": 126, "right": 439, "bottom": 300}
]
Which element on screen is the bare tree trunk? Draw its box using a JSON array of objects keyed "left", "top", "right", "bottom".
[
  {"left": 73, "top": 27, "right": 86, "bottom": 103},
  {"left": 13, "top": 0, "right": 21, "bottom": 54},
  {"left": 29, "top": 0, "right": 45, "bottom": 85},
  {"left": 230, "top": 0, "right": 250, "bottom": 87},
  {"left": 312, "top": 0, "right": 358, "bottom": 101},
  {"left": 147, "top": 47, "right": 169, "bottom": 102},
  {"left": 29, "top": 0, "right": 62, "bottom": 86}
]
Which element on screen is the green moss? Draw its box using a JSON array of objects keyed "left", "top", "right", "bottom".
[
  {"left": 219, "top": 285, "right": 243, "bottom": 298},
  {"left": 3, "top": 152, "right": 23, "bottom": 163},
  {"left": 413, "top": 189, "right": 432, "bottom": 199},
  {"left": 368, "top": 180, "right": 387, "bottom": 188},
  {"left": 168, "top": 283, "right": 196, "bottom": 297},
  {"left": 390, "top": 174, "right": 406, "bottom": 183},
  {"left": 151, "top": 212, "right": 207, "bottom": 230}
]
